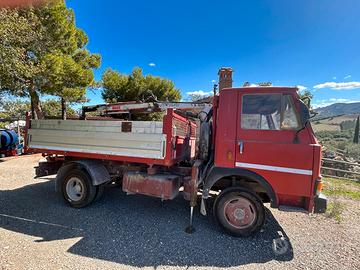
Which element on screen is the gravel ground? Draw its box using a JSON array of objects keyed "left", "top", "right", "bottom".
[{"left": 0, "top": 154, "right": 359, "bottom": 270}]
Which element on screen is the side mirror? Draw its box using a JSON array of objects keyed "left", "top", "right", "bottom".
[
  {"left": 299, "top": 100, "right": 311, "bottom": 127},
  {"left": 293, "top": 101, "right": 310, "bottom": 144}
]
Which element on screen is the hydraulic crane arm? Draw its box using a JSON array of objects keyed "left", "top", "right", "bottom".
[{"left": 82, "top": 101, "right": 213, "bottom": 121}]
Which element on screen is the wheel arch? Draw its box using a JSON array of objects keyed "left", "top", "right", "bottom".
[
  {"left": 202, "top": 167, "right": 278, "bottom": 208},
  {"left": 55, "top": 159, "right": 110, "bottom": 192}
]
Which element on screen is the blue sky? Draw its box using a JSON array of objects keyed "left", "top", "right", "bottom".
[{"left": 67, "top": 0, "right": 360, "bottom": 108}]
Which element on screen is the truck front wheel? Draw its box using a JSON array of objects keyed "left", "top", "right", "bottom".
[
  {"left": 61, "top": 168, "right": 97, "bottom": 208},
  {"left": 214, "top": 187, "right": 265, "bottom": 237}
]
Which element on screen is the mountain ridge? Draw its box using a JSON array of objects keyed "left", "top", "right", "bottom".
[{"left": 314, "top": 102, "right": 360, "bottom": 119}]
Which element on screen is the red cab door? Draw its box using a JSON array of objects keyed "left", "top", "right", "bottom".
[{"left": 236, "top": 91, "right": 314, "bottom": 208}]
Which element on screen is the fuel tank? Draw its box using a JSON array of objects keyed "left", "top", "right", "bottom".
[{"left": 122, "top": 171, "right": 180, "bottom": 200}]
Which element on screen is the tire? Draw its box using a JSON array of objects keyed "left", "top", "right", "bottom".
[
  {"left": 213, "top": 187, "right": 265, "bottom": 237},
  {"left": 61, "top": 168, "right": 97, "bottom": 208}
]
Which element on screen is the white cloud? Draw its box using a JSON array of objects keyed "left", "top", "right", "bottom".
[
  {"left": 186, "top": 90, "right": 213, "bottom": 97},
  {"left": 332, "top": 76, "right": 337, "bottom": 80},
  {"left": 148, "top": 62, "right": 156, "bottom": 67},
  {"left": 185, "top": 90, "right": 214, "bottom": 101},
  {"left": 329, "top": 98, "right": 349, "bottom": 102},
  {"left": 296, "top": 85, "right": 307, "bottom": 91},
  {"left": 344, "top": 75, "right": 351, "bottom": 79},
  {"left": 313, "top": 81, "right": 360, "bottom": 90}
]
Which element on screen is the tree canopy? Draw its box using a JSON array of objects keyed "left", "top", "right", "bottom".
[
  {"left": 298, "top": 90, "right": 314, "bottom": 107},
  {"left": 102, "top": 67, "right": 181, "bottom": 103},
  {"left": 0, "top": 0, "right": 100, "bottom": 119},
  {"left": 0, "top": 6, "right": 45, "bottom": 118}
]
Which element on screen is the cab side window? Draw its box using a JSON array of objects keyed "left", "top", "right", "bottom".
[
  {"left": 241, "top": 94, "right": 300, "bottom": 130},
  {"left": 281, "top": 94, "right": 300, "bottom": 129}
]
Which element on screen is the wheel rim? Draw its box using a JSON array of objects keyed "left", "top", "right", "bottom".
[
  {"left": 223, "top": 196, "right": 257, "bottom": 229},
  {"left": 66, "top": 177, "right": 85, "bottom": 202}
]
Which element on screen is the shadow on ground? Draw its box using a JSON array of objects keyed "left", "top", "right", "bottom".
[{"left": 0, "top": 178, "right": 294, "bottom": 267}]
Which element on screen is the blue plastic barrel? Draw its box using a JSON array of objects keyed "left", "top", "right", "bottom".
[{"left": 0, "top": 130, "right": 18, "bottom": 149}]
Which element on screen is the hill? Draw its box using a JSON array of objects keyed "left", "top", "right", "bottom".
[
  {"left": 312, "top": 114, "right": 358, "bottom": 132},
  {"left": 314, "top": 102, "right": 360, "bottom": 119}
]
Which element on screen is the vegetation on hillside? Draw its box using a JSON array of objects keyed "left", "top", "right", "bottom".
[
  {"left": 311, "top": 108, "right": 360, "bottom": 161},
  {"left": 316, "top": 130, "right": 360, "bottom": 160}
]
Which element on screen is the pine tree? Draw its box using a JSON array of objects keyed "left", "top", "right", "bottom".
[
  {"left": 353, "top": 116, "right": 359, "bottom": 144},
  {"left": 0, "top": 1, "right": 101, "bottom": 119}
]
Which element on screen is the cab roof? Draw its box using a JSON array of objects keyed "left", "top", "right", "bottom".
[{"left": 221, "top": 86, "right": 298, "bottom": 94}]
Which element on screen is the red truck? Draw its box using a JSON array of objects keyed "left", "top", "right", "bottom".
[{"left": 25, "top": 68, "right": 327, "bottom": 237}]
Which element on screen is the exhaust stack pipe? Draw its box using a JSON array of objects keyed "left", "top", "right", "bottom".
[{"left": 218, "top": 67, "right": 233, "bottom": 91}]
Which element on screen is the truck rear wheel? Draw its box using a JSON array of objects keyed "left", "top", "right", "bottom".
[
  {"left": 61, "top": 168, "right": 97, "bottom": 208},
  {"left": 213, "top": 187, "right": 265, "bottom": 237}
]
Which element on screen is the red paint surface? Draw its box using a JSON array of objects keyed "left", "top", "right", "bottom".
[
  {"left": 214, "top": 87, "right": 321, "bottom": 210},
  {"left": 122, "top": 172, "right": 180, "bottom": 200}
]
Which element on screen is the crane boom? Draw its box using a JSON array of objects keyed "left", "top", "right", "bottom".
[{"left": 82, "top": 101, "right": 213, "bottom": 121}]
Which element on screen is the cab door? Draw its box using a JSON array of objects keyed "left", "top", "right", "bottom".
[{"left": 235, "top": 92, "right": 314, "bottom": 204}]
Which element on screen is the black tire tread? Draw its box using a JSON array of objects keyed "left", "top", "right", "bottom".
[{"left": 61, "top": 168, "right": 97, "bottom": 208}]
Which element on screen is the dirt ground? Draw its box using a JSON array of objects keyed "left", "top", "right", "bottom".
[{"left": 0, "top": 154, "right": 359, "bottom": 270}]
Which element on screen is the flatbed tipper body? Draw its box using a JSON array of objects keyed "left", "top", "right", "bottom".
[
  {"left": 27, "top": 109, "right": 196, "bottom": 166},
  {"left": 25, "top": 68, "right": 327, "bottom": 237}
]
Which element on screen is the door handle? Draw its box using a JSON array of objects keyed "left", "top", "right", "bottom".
[{"left": 238, "top": 140, "right": 244, "bottom": 154}]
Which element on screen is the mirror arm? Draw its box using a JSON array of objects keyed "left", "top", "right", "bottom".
[
  {"left": 309, "top": 109, "right": 318, "bottom": 119},
  {"left": 293, "top": 122, "right": 307, "bottom": 144}
]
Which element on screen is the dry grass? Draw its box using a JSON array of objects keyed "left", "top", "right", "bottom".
[
  {"left": 312, "top": 114, "right": 358, "bottom": 132},
  {"left": 312, "top": 123, "right": 340, "bottom": 132}
]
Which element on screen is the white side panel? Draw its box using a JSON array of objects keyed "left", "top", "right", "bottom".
[
  {"left": 31, "top": 119, "right": 163, "bottom": 134},
  {"left": 29, "top": 120, "right": 166, "bottom": 159}
]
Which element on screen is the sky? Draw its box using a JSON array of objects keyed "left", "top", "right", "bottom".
[{"left": 66, "top": 0, "right": 360, "bottom": 108}]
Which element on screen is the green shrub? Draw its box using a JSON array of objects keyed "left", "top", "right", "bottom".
[
  {"left": 315, "top": 130, "right": 360, "bottom": 160},
  {"left": 340, "top": 120, "right": 355, "bottom": 131}
]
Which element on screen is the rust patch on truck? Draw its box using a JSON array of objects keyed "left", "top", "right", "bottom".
[{"left": 122, "top": 171, "right": 180, "bottom": 200}]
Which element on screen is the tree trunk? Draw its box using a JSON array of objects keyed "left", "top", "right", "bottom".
[
  {"left": 61, "top": 97, "right": 66, "bottom": 120},
  {"left": 30, "top": 97, "right": 35, "bottom": 119},
  {"left": 29, "top": 88, "right": 43, "bottom": 119}
]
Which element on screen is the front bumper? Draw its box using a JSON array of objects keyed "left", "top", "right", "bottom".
[{"left": 314, "top": 193, "right": 327, "bottom": 213}]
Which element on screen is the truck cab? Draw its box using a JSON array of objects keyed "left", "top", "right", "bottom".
[{"left": 202, "top": 86, "right": 326, "bottom": 236}]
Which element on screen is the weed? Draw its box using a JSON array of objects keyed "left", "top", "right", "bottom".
[{"left": 326, "top": 200, "right": 345, "bottom": 222}]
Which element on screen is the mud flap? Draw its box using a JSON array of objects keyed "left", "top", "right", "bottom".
[{"left": 314, "top": 193, "right": 327, "bottom": 213}]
